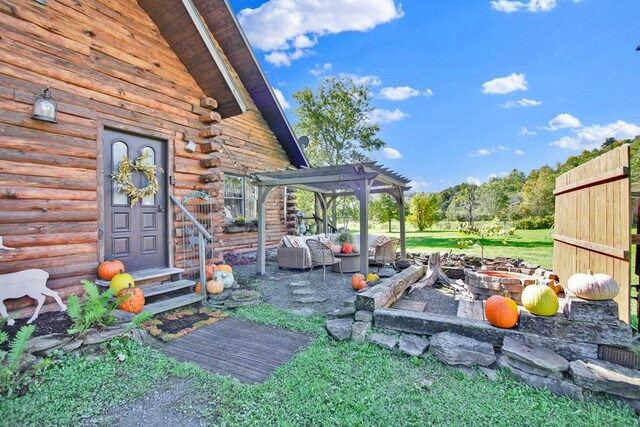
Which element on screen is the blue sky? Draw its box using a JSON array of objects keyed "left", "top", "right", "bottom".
[{"left": 228, "top": 0, "right": 639, "bottom": 191}]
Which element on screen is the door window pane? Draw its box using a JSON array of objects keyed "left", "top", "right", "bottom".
[
  {"left": 140, "top": 146, "right": 156, "bottom": 206},
  {"left": 112, "top": 140, "right": 129, "bottom": 206},
  {"left": 224, "top": 175, "right": 243, "bottom": 220}
]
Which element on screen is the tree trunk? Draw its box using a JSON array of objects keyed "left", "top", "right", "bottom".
[
  {"left": 388, "top": 219, "right": 392, "bottom": 232},
  {"left": 408, "top": 252, "right": 463, "bottom": 293}
]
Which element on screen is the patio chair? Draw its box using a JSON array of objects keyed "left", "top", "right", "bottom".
[
  {"left": 368, "top": 238, "right": 400, "bottom": 272},
  {"left": 306, "top": 239, "right": 343, "bottom": 283}
]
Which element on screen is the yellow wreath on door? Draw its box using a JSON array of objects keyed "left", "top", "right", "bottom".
[{"left": 111, "top": 151, "right": 164, "bottom": 207}]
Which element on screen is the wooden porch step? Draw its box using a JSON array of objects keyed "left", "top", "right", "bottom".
[
  {"left": 142, "top": 293, "right": 206, "bottom": 315},
  {"left": 141, "top": 279, "right": 195, "bottom": 298},
  {"left": 96, "top": 267, "right": 184, "bottom": 287}
]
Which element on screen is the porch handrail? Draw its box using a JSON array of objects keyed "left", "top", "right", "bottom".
[
  {"left": 169, "top": 194, "right": 212, "bottom": 301},
  {"left": 170, "top": 195, "right": 212, "bottom": 240}
]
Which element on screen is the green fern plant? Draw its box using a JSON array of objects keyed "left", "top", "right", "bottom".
[
  {"left": 67, "top": 280, "right": 126, "bottom": 335},
  {"left": 7, "top": 325, "right": 35, "bottom": 371}
]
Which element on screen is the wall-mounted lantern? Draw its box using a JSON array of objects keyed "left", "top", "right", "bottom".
[{"left": 31, "top": 87, "right": 57, "bottom": 123}]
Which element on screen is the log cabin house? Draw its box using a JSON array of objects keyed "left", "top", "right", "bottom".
[{"left": 0, "top": 0, "right": 309, "bottom": 317}]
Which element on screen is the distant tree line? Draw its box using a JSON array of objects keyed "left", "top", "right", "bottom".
[{"left": 368, "top": 136, "right": 640, "bottom": 231}]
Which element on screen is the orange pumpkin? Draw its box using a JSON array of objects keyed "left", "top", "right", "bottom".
[
  {"left": 206, "top": 264, "right": 218, "bottom": 280},
  {"left": 194, "top": 281, "right": 203, "bottom": 294},
  {"left": 351, "top": 273, "right": 367, "bottom": 290},
  {"left": 98, "top": 259, "right": 125, "bottom": 280},
  {"left": 342, "top": 244, "right": 353, "bottom": 254},
  {"left": 217, "top": 264, "right": 233, "bottom": 274},
  {"left": 117, "top": 285, "right": 145, "bottom": 314},
  {"left": 484, "top": 295, "right": 519, "bottom": 329}
]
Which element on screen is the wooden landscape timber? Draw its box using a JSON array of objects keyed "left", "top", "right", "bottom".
[{"left": 0, "top": 0, "right": 303, "bottom": 313}]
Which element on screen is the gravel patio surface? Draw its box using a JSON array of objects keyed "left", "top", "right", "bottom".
[{"left": 232, "top": 261, "right": 398, "bottom": 316}]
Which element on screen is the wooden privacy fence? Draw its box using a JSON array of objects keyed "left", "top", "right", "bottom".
[{"left": 553, "top": 144, "right": 630, "bottom": 323}]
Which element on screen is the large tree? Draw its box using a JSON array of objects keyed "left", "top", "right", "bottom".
[
  {"left": 520, "top": 166, "right": 556, "bottom": 218},
  {"left": 408, "top": 193, "right": 441, "bottom": 231},
  {"left": 370, "top": 194, "right": 399, "bottom": 232},
  {"left": 293, "top": 76, "right": 385, "bottom": 166}
]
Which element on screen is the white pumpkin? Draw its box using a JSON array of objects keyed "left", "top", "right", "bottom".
[
  {"left": 567, "top": 271, "right": 619, "bottom": 301},
  {"left": 351, "top": 244, "right": 360, "bottom": 254},
  {"left": 330, "top": 244, "right": 342, "bottom": 254},
  {"left": 212, "top": 270, "right": 235, "bottom": 289}
]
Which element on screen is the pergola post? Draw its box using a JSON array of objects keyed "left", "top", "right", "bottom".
[
  {"left": 396, "top": 186, "right": 407, "bottom": 259},
  {"left": 256, "top": 185, "right": 275, "bottom": 275},
  {"left": 356, "top": 178, "right": 370, "bottom": 275},
  {"left": 318, "top": 193, "right": 328, "bottom": 234}
]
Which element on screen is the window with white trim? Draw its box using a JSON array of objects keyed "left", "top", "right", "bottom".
[{"left": 224, "top": 174, "right": 257, "bottom": 221}]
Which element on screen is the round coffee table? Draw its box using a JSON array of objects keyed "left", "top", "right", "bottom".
[{"left": 332, "top": 253, "right": 361, "bottom": 273}]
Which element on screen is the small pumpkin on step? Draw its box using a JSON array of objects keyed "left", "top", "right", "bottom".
[
  {"left": 351, "top": 273, "right": 367, "bottom": 290},
  {"left": 567, "top": 270, "right": 619, "bottom": 301},
  {"left": 118, "top": 285, "right": 145, "bottom": 314}
]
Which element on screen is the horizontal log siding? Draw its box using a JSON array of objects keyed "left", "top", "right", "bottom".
[{"left": 0, "top": 0, "right": 290, "bottom": 312}]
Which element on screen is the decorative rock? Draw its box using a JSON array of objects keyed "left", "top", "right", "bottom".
[
  {"left": 569, "top": 359, "right": 640, "bottom": 400},
  {"left": 209, "top": 289, "right": 233, "bottom": 301},
  {"left": 327, "top": 306, "right": 356, "bottom": 319},
  {"left": 289, "top": 281, "right": 311, "bottom": 287},
  {"left": 518, "top": 309, "right": 632, "bottom": 346},
  {"left": 292, "top": 288, "right": 316, "bottom": 296},
  {"left": 479, "top": 366, "right": 499, "bottom": 381},
  {"left": 502, "top": 337, "right": 569, "bottom": 373},
  {"left": 354, "top": 310, "right": 373, "bottom": 323},
  {"left": 500, "top": 358, "right": 583, "bottom": 399},
  {"left": 369, "top": 333, "right": 398, "bottom": 350},
  {"left": 497, "top": 355, "right": 564, "bottom": 381},
  {"left": 399, "top": 335, "right": 430, "bottom": 357},
  {"left": 61, "top": 339, "right": 83, "bottom": 353},
  {"left": 351, "top": 321, "right": 370, "bottom": 342},
  {"left": 326, "top": 318, "right": 353, "bottom": 341},
  {"left": 294, "top": 295, "right": 327, "bottom": 304},
  {"left": 84, "top": 325, "right": 128, "bottom": 345},
  {"left": 429, "top": 332, "right": 496, "bottom": 367},
  {"left": 514, "top": 334, "right": 598, "bottom": 362},
  {"left": 229, "top": 290, "right": 260, "bottom": 302},
  {"left": 25, "top": 333, "right": 72, "bottom": 354},
  {"left": 562, "top": 295, "right": 619, "bottom": 324},
  {"left": 112, "top": 309, "right": 136, "bottom": 325}
]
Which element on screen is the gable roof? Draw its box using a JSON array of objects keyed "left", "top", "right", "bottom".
[{"left": 139, "top": 0, "right": 309, "bottom": 168}]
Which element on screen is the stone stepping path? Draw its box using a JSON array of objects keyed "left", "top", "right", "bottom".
[{"left": 288, "top": 280, "right": 327, "bottom": 304}]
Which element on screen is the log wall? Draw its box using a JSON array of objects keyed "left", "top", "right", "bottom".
[{"left": 0, "top": 0, "right": 291, "bottom": 313}]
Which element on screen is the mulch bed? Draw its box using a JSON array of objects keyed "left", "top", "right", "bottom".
[
  {"left": 1, "top": 310, "right": 72, "bottom": 350},
  {"left": 143, "top": 307, "right": 227, "bottom": 342}
]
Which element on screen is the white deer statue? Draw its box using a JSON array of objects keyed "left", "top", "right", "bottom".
[{"left": 0, "top": 269, "right": 67, "bottom": 326}]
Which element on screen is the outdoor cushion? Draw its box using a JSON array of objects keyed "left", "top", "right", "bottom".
[{"left": 285, "top": 236, "right": 312, "bottom": 265}]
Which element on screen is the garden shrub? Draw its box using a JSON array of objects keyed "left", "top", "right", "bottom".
[{"left": 517, "top": 215, "right": 554, "bottom": 230}]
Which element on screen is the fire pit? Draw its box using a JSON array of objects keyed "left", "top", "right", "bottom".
[{"left": 464, "top": 270, "right": 539, "bottom": 304}]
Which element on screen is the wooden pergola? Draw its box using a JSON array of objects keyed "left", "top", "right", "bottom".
[{"left": 250, "top": 162, "right": 411, "bottom": 275}]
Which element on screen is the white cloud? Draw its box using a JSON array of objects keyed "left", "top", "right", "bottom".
[
  {"left": 502, "top": 98, "right": 542, "bottom": 108},
  {"left": 497, "top": 145, "right": 507, "bottom": 150},
  {"left": 470, "top": 148, "right": 493, "bottom": 157},
  {"left": 544, "top": 113, "right": 582, "bottom": 130},
  {"left": 338, "top": 73, "right": 382, "bottom": 86},
  {"left": 264, "top": 51, "right": 291, "bottom": 67},
  {"left": 514, "top": 149, "right": 526, "bottom": 155},
  {"left": 378, "top": 86, "right": 433, "bottom": 101},
  {"left": 272, "top": 87, "right": 291, "bottom": 109},
  {"left": 309, "top": 62, "right": 332, "bottom": 76},
  {"left": 238, "top": 0, "right": 403, "bottom": 65},
  {"left": 466, "top": 176, "right": 482, "bottom": 186},
  {"left": 409, "top": 176, "right": 432, "bottom": 191},
  {"left": 487, "top": 172, "right": 508, "bottom": 180},
  {"left": 482, "top": 73, "right": 528, "bottom": 95},
  {"left": 550, "top": 120, "right": 640, "bottom": 150},
  {"left": 491, "top": 0, "right": 557, "bottom": 13},
  {"left": 519, "top": 127, "right": 536, "bottom": 136},
  {"left": 381, "top": 147, "right": 402, "bottom": 159},
  {"left": 367, "top": 108, "right": 408, "bottom": 124}
]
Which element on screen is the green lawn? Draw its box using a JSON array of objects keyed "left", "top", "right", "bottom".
[
  {"left": 361, "top": 223, "right": 554, "bottom": 268},
  {"left": 1, "top": 305, "right": 637, "bottom": 426}
]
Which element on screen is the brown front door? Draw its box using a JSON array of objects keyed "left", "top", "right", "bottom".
[{"left": 103, "top": 129, "right": 168, "bottom": 271}]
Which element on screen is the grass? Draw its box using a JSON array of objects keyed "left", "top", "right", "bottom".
[
  {"left": 361, "top": 223, "right": 554, "bottom": 268},
  {"left": 1, "top": 305, "right": 638, "bottom": 427}
]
